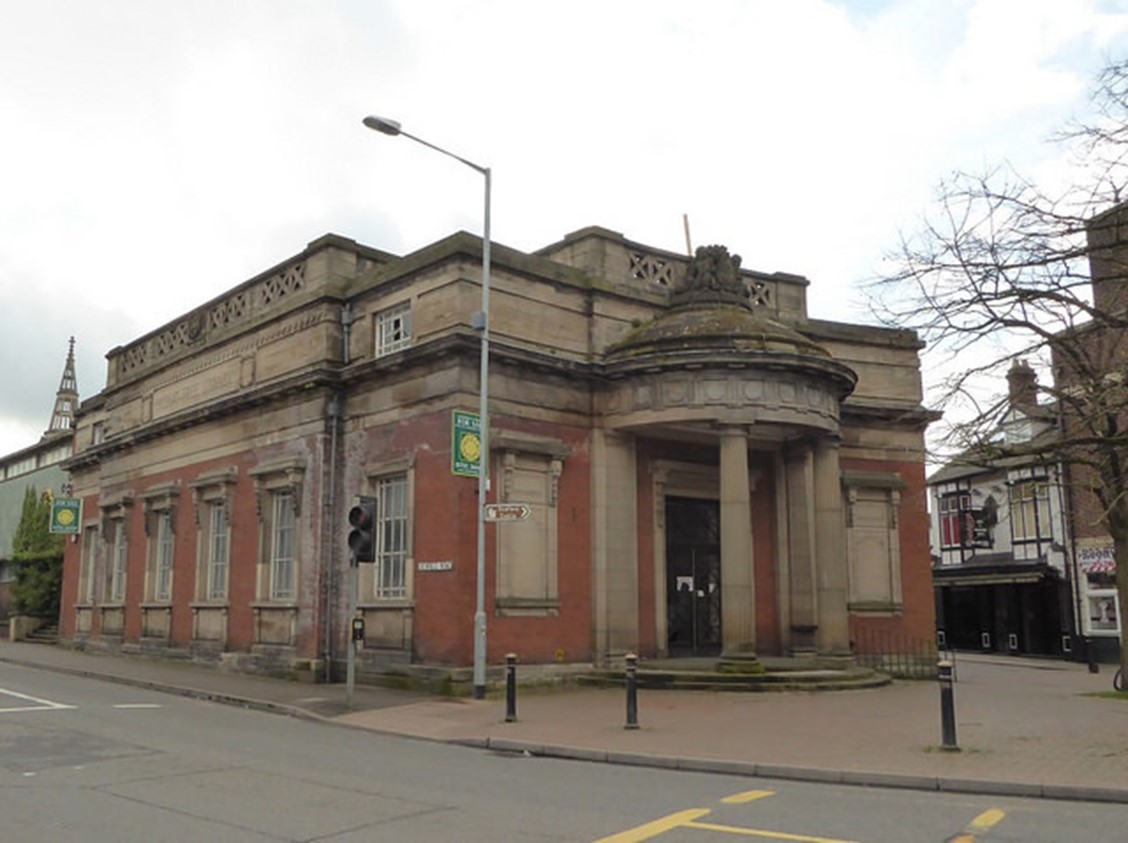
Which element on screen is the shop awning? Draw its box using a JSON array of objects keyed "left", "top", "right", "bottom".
[{"left": 933, "top": 561, "right": 1060, "bottom": 588}]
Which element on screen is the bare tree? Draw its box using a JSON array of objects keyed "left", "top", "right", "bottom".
[{"left": 873, "top": 59, "right": 1128, "bottom": 677}]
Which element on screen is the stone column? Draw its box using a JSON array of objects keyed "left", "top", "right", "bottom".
[
  {"left": 813, "top": 436, "right": 850, "bottom": 655},
  {"left": 591, "top": 429, "right": 639, "bottom": 666},
  {"left": 719, "top": 425, "right": 755, "bottom": 655},
  {"left": 785, "top": 444, "right": 818, "bottom": 655}
]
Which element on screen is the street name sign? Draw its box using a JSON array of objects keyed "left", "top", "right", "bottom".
[{"left": 483, "top": 503, "right": 531, "bottom": 522}]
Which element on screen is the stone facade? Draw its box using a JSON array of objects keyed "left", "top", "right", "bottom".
[{"left": 60, "top": 227, "right": 936, "bottom": 677}]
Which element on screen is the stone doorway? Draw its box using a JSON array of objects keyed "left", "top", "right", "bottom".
[{"left": 666, "top": 496, "right": 722, "bottom": 655}]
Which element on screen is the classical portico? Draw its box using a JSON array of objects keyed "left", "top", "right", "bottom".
[{"left": 597, "top": 245, "right": 857, "bottom": 661}]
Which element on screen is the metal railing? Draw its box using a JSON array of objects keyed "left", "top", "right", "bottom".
[{"left": 852, "top": 628, "right": 948, "bottom": 679}]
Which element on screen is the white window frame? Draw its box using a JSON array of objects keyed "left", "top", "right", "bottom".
[
  {"left": 250, "top": 461, "right": 304, "bottom": 604},
  {"left": 80, "top": 525, "right": 97, "bottom": 603},
  {"left": 1010, "top": 480, "right": 1051, "bottom": 542},
  {"left": 110, "top": 523, "right": 127, "bottom": 603},
  {"left": 376, "top": 301, "right": 412, "bottom": 356},
  {"left": 270, "top": 491, "right": 296, "bottom": 601},
  {"left": 154, "top": 512, "right": 174, "bottom": 601},
  {"left": 207, "top": 501, "right": 229, "bottom": 601},
  {"left": 374, "top": 474, "right": 409, "bottom": 599}
]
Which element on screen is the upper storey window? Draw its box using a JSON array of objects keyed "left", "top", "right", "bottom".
[
  {"left": 1010, "top": 480, "right": 1051, "bottom": 542},
  {"left": 376, "top": 301, "right": 411, "bottom": 356}
]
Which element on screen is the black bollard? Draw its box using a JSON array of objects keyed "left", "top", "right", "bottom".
[
  {"left": 505, "top": 653, "right": 517, "bottom": 723},
  {"left": 625, "top": 653, "right": 639, "bottom": 730},
  {"left": 938, "top": 659, "right": 959, "bottom": 751},
  {"left": 1085, "top": 637, "right": 1099, "bottom": 674}
]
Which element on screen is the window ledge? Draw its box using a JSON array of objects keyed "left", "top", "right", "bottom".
[
  {"left": 848, "top": 601, "right": 903, "bottom": 616},
  {"left": 358, "top": 599, "right": 415, "bottom": 610}
]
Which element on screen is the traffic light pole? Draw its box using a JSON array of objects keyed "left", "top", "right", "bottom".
[{"left": 346, "top": 552, "right": 358, "bottom": 707}]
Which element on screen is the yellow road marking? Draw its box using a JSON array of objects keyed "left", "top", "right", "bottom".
[
  {"left": 594, "top": 806, "right": 858, "bottom": 843},
  {"left": 968, "top": 809, "right": 1005, "bottom": 831},
  {"left": 685, "top": 818, "right": 858, "bottom": 842},
  {"left": 593, "top": 808, "right": 711, "bottom": 842},
  {"left": 949, "top": 808, "right": 1007, "bottom": 842},
  {"left": 722, "top": 790, "right": 776, "bottom": 804}
]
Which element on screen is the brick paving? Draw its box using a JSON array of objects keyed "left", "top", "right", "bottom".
[{"left": 2, "top": 641, "right": 1126, "bottom": 801}]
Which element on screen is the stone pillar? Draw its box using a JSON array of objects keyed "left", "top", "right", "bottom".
[
  {"left": 813, "top": 436, "right": 850, "bottom": 655},
  {"left": 719, "top": 425, "right": 755, "bottom": 655},
  {"left": 785, "top": 444, "right": 818, "bottom": 655},
  {"left": 591, "top": 429, "right": 639, "bottom": 665}
]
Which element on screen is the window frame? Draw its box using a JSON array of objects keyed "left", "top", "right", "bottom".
[
  {"left": 190, "top": 470, "right": 236, "bottom": 604},
  {"left": 373, "top": 473, "right": 409, "bottom": 600},
  {"left": 250, "top": 460, "right": 304, "bottom": 604},
  {"left": 154, "top": 511, "right": 174, "bottom": 601},
  {"left": 375, "top": 300, "right": 412, "bottom": 357},
  {"left": 1009, "top": 479, "right": 1051, "bottom": 543},
  {"left": 79, "top": 524, "right": 98, "bottom": 604},
  {"left": 109, "top": 521, "right": 128, "bottom": 603},
  {"left": 269, "top": 491, "right": 296, "bottom": 601},
  {"left": 938, "top": 492, "right": 971, "bottom": 549},
  {"left": 207, "top": 501, "right": 230, "bottom": 601}
]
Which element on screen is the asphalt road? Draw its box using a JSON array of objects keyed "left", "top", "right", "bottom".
[{"left": 0, "top": 662, "right": 1124, "bottom": 842}]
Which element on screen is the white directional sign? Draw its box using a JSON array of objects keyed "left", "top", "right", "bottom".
[{"left": 483, "top": 503, "right": 532, "bottom": 522}]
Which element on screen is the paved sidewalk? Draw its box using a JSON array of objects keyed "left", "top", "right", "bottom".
[{"left": 2, "top": 641, "right": 1126, "bottom": 802}]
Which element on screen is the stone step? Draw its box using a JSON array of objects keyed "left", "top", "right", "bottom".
[
  {"left": 575, "top": 666, "right": 890, "bottom": 693},
  {"left": 24, "top": 624, "right": 59, "bottom": 644}
]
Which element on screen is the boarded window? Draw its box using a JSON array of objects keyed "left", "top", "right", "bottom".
[
  {"left": 846, "top": 487, "right": 902, "bottom": 612},
  {"left": 496, "top": 451, "right": 562, "bottom": 610}
]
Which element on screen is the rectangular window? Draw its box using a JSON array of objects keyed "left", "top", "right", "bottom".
[
  {"left": 938, "top": 493, "right": 971, "bottom": 549},
  {"left": 270, "top": 492, "right": 295, "bottom": 600},
  {"left": 847, "top": 486, "right": 903, "bottom": 611},
  {"left": 1010, "top": 481, "right": 1050, "bottom": 541},
  {"left": 376, "top": 301, "right": 412, "bottom": 356},
  {"left": 154, "top": 512, "right": 174, "bottom": 601},
  {"left": 496, "top": 452, "right": 561, "bottom": 608},
  {"left": 1089, "top": 594, "right": 1119, "bottom": 631},
  {"left": 208, "top": 502, "right": 229, "bottom": 600},
  {"left": 109, "top": 522, "right": 127, "bottom": 603},
  {"left": 375, "top": 474, "right": 408, "bottom": 599},
  {"left": 80, "top": 526, "right": 98, "bottom": 603}
]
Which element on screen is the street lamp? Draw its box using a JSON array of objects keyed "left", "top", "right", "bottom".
[{"left": 362, "top": 115, "right": 492, "bottom": 700}]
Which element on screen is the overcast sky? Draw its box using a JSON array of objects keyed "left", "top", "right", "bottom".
[{"left": 2, "top": 0, "right": 1127, "bottom": 457}]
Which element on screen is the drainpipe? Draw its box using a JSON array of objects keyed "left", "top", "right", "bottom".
[
  {"left": 323, "top": 392, "right": 341, "bottom": 683},
  {"left": 321, "top": 303, "right": 352, "bottom": 682}
]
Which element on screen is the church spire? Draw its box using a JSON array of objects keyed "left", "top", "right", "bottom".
[{"left": 44, "top": 337, "right": 78, "bottom": 438}]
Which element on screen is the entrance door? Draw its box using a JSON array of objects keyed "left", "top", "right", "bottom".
[{"left": 666, "top": 497, "right": 722, "bottom": 656}]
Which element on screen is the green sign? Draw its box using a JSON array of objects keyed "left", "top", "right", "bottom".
[
  {"left": 452, "top": 410, "right": 481, "bottom": 477},
  {"left": 50, "top": 497, "right": 82, "bottom": 535}
]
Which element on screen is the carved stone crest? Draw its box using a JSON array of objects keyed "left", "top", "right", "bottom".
[{"left": 672, "top": 245, "right": 749, "bottom": 308}]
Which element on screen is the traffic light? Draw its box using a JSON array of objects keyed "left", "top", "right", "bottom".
[{"left": 348, "top": 498, "right": 376, "bottom": 563}]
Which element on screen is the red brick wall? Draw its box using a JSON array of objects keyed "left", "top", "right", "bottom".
[{"left": 842, "top": 456, "right": 936, "bottom": 647}]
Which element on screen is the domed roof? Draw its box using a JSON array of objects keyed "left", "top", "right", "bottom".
[
  {"left": 606, "top": 245, "right": 843, "bottom": 378},
  {"left": 607, "top": 301, "right": 832, "bottom": 361}
]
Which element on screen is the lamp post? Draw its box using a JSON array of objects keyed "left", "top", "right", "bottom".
[{"left": 362, "top": 115, "right": 492, "bottom": 699}]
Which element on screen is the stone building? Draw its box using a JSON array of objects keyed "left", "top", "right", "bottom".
[{"left": 60, "top": 227, "right": 936, "bottom": 678}]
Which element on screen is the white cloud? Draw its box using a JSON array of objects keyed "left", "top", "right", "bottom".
[{"left": 1, "top": 0, "right": 1126, "bottom": 455}]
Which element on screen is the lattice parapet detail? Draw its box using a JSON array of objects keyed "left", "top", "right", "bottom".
[
  {"left": 116, "top": 261, "right": 307, "bottom": 379},
  {"left": 629, "top": 252, "right": 675, "bottom": 287},
  {"left": 748, "top": 278, "right": 773, "bottom": 308}
]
